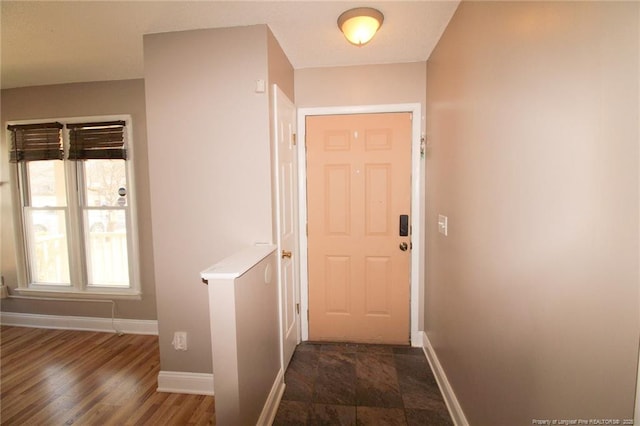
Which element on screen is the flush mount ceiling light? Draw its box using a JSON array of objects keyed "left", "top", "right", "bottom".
[{"left": 337, "top": 7, "right": 384, "bottom": 46}]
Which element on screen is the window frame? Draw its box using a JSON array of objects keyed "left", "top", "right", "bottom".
[{"left": 8, "top": 115, "right": 141, "bottom": 300}]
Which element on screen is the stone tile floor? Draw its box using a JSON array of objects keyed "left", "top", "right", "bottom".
[{"left": 273, "top": 342, "right": 454, "bottom": 425}]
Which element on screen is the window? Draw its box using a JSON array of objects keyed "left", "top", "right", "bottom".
[{"left": 8, "top": 117, "right": 140, "bottom": 297}]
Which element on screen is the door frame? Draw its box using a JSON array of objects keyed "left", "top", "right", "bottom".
[{"left": 297, "top": 103, "right": 423, "bottom": 347}]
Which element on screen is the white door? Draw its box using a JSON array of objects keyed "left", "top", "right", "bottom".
[{"left": 272, "top": 85, "right": 299, "bottom": 368}]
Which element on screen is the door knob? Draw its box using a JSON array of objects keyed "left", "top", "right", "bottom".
[
  {"left": 399, "top": 242, "right": 408, "bottom": 251},
  {"left": 282, "top": 250, "right": 292, "bottom": 259}
]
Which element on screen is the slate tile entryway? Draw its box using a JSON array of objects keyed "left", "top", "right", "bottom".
[{"left": 273, "top": 342, "right": 454, "bottom": 425}]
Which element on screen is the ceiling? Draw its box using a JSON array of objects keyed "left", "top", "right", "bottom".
[{"left": 1, "top": 1, "right": 459, "bottom": 89}]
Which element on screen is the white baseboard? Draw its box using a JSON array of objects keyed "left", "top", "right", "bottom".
[
  {"left": 257, "top": 368, "right": 285, "bottom": 426},
  {"left": 411, "top": 329, "right": 424, "bottom": 347},
  {"left": 157, "top": 371, "right": 215, "bottom": 396},
  {"left": 422, "top": 331, "right": 469, "bottom": 426},
  {"left": 0, "top": 311, "right": 158, "bottom": 335}
]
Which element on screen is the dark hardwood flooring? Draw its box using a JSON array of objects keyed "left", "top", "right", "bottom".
[
  {"left": 0, "top": 326, "right": 215, "bottom": 425},
  {"left": 274, "top": 342, "right": 454, "bottom": 426}
]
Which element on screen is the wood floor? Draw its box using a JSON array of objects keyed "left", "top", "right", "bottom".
[{"left": 0, "top": 326, "right": 215, "bottom": 425}]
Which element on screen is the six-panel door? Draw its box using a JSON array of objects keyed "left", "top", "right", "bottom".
[{"left": 306, "top": 113, "right": 412, "bottom": 344}]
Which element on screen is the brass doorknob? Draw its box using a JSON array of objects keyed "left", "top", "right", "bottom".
[
  {"left": 282, "top": 250, "right": 292, "bottom": 259},
  {"left": 399, "top": 242, "right": 408, "bottom": 251}
]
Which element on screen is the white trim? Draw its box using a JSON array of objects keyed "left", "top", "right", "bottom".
[
  {"left": 297, "top": 103, "right": 423, "bottom": 345},
  {"left": 157, "top": 371, "right": 214, "bottom": 396},
  {"left": 0, "top": 311, "right": 158, "bottom": 335},
  {"left": 422, "top": 331, "right": 469, "bottom": 426},
  {"left": 636, "top": 353, "right": 640, "bottom": 424},
  {"left": 200, "top": 245, "right": 276, "bottom": 281},
  {"left": 257, "top": 368, "right": 285, "bottom": 426},
  {"left": 411, "top": 329, "right": 424, "bottom": 347},
  {"left": 12, "top": 288, "right": 142, "bottom": 300}
]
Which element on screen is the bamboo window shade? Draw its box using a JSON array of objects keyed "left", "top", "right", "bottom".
[
  {"left": 67, "top": 121, "right": 127, "bottom": 160},
  {"left": 7, "top": 122, "right": 64, "bottom": 162}
]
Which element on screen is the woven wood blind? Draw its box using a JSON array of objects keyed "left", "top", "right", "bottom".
[
  {"left": 7, "top": 122, "right": 64, "bottom": 162},
  {"left": 68, "top": 121, "right": 127, "bottom": 160}
]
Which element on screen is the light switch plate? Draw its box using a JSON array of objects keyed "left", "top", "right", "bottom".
[{"left": 438, "top": 214, "right": 448, "bottom": 236}]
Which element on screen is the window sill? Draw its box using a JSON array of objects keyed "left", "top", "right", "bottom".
[{"left": 12, "top": 287, "right": 142, "bottom": 301}]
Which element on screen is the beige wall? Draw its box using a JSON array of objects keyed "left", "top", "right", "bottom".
[
  {"left": 425, "top": 2, "right": 639, "bottom": 424},
  {"left": 268, "top": 30, "right": 294, "bottom": 103},
  {"left": 144, "top": 25, "right": 291, "bottom": 374},
  {"left": 296, "top": 62, "right": 427, "bottom": 330},
  {"left": 295, "top": 62, "right": 426, "bottom": 116},
  {"left": 0, "top": 79, "right": 157, "bottom": 320}
]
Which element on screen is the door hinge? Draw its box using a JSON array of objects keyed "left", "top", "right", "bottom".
[
  {"left": 292, "top": 133, "right": 297, "bottom": 146},
  {"left": 307, "top": 310, "right": 309, "bottom": 321},
  {"left": 306, "top": 223, "right": 308, "bottom": 236},
  {"left": 296, "top": 303, "right": 300, "bottom": 315}
]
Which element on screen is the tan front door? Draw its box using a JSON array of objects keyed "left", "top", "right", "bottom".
[{"left": 306, "top": 112, "right": 412, "bottom": 344}]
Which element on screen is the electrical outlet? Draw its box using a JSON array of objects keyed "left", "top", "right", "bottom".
[{"left": 172, "top": 331, "right": 188, "bottom": 351}]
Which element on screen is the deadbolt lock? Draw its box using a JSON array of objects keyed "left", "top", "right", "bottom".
[{"left": 282, "top": 250, "right": 292, "bottom": 259}]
